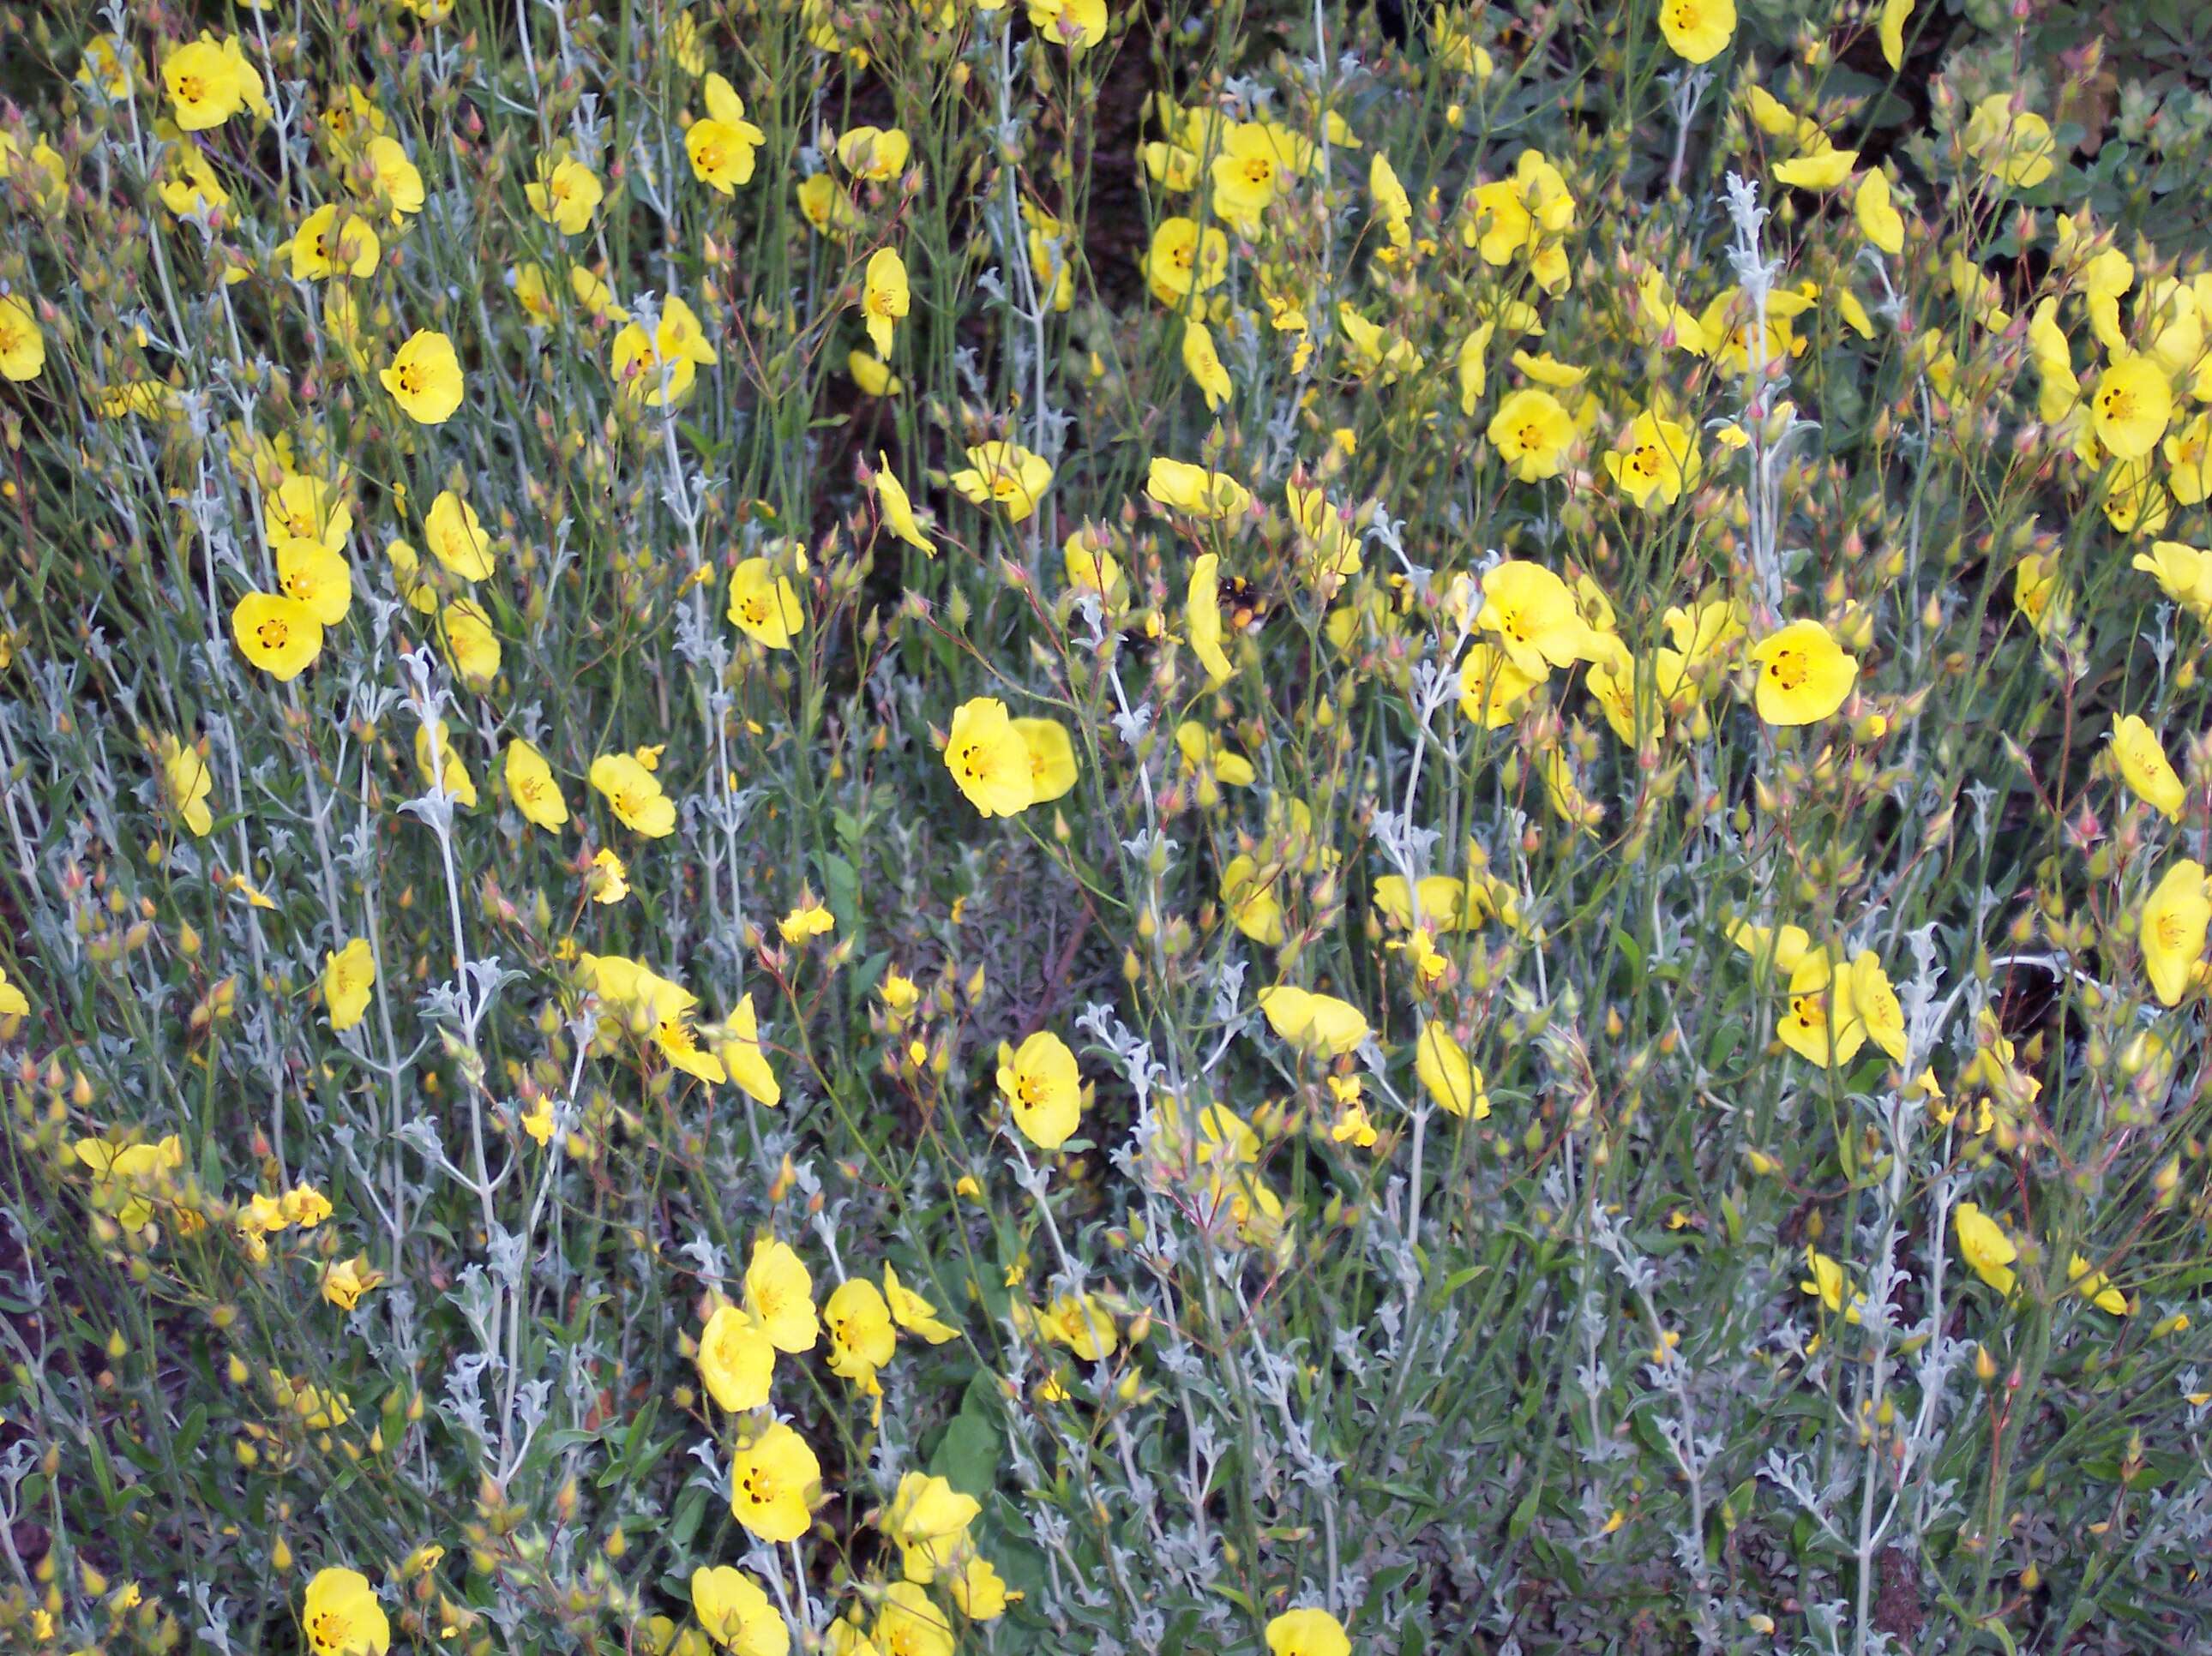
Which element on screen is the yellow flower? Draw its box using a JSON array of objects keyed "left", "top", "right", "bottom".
[
  {"left": 862, "top": 247, "right": 910, "bottom": 358},
  {"left": 358, "top": 136, "right": 424, "bottom": 220},
  {"left": 1773, "top": 149, "right": 1858, "bottom": 190},
  {"left": 691, "top": 1567, "right": 787, "bottom": 1656},
  {"left": 1458, "top": 642, "right": 1542, "bottom": 727},
  {"left": 727, "top": 558, "right": 804, "bottom": 650},
  {"left": 1487, "top": 387, "right": 1575, "bottom": 481},
  {"left": 503, "top": 739, "right": 569, "bottom": 831},
  {"left": 231, "top": 592, "right": 324, "bottom": 681},
  {"left": 159, "top": 734, "right": 214, "bottom": 837},
  {"left": 381, "top": 330, "right": 464, "bottom": 425},
  {"left": 1849, "top": 950, "right": 1908, "bottom": 1064},
  {"left": 1479, "top": 560, "right": 1594, "bottom": 678},
  {"left": 1778, "top": 948, "right": 1861, "bottom": 1069},
  {"left": 2090, "top": 354, "right": 2173, "bottom": 461},
  {"left": 850, "top": 351, "right": 903, "bottom": 396},
  {"left": 2067, "top": 1254, "right": 2128, "bottom": 1317},
  {"left": 796, "top": 174, "right": 862, "bottom": 241},
  {"left": 744, "top": 1237, "right": 819, "bottom": 1353},
  {"left": 873, "top": 1581, "right": 954, "bottom": 1656},
  {"left": 1222, "top": 855, "right": 1287, "bottom": 945},
  {"left": 1266, "top": 1607, "right": 1351, "bottom": 1656},
  {"left": 1963, "top": 94, "right": 2057, "bottom": 190},
  {"left": 526, "top": 155, "right": 604, "bottom": 235},
  {"left": 2112, "top": 715, "right": 2185, "bottom": 821},
  {"left": 2133, "top": 540, "right": 2212, "bottom": 623},
  {"left": 2166, "top": 411, "right": 2212, "bottom": 506},
  {"left": 1181, "top": 318, "right": 1233, "bottom": 410},
  {"left": 944, "top": 697, "right": 1036, "bottom": 818},
  {"left": 825, "top": 1277, "right": 897, "bottom": 1389},
  {"left": 1800, "top": 1248, "right": 1863, "bottom": 1322},
  {"left": 2139, "top": 858, "right": 2209, "bottom": 1007},
  {"left": 589, "top": 753, "right": 676, "bottom": 837},
  {"left": 1146, "top": 458, "right": 1251, "bottom": 520},
  {"left": 269, "top": 540, "right": 352, "bottom": 633},
  {"left": 834, "top": 125, "right": 912, "bottom": 181},
  {"left": 687, "top": 75, "right": 766, "bottom": 193},
  {"left": 415, "top": 719, "right": 478, "bottom": 807},
  {"left": 286, "top": 203, "right": 381, "bottom": 279},
  {"left": 697, "top": 1304, "right": 776, "bottom": 1412},
  {"left": 1854, "top": 170, "right": 1905, "bottom": 254},
  {"left": 1878, "top": 0, "right": 1914, "bottom": 69},
  {"left": 1144, "top": 217, "right": 1228, "bottom": 306},
  {"left": 1257, "top": 984, "right": 1369, "bottom": 1058},
  {"left": 1747, "top": 620, "right": 1857, "bottom": 725},
  {"left": 412, "top": 496, "right": 490, "bottom": 589},
  {"left": 0, "top": 293, "right": 44, "bottom": 383},
  {"left": 302, "top": 1567, "right": 389, "bottom": 1656},
  {"left": 875, "top": 455, "right": 936, "bottom": 555},
  {"left": 162, "top": 35, "right": 252, "bottom": 133},
  {"left": 1415, "top": 1023, "right": 1488, "bottom": 1118},
  {"left": 778, "top": 899, "right": 835, "bottom": 942},
  {"left": 997, "top": 1029, "right": 1083, "bottom": 1149},
  {"left": 881, "top": 1264, "right": 959, "bottom": 1344},
  {"left": 949, "top": 441, "right": 1054, "bottom": 522},
  {"left": 1014, "top": 717, "right": 1079, "bottom": 804},
  {"left": 322, "top": 1255, "right": 384, "bottom": 1311},
  {"left": 1027, "top": 0, "right": 1109, "bottom": 50},
  {"left": 1186, "top": 552, "right": 1236, "bottom": 684},
  {"left": 884, "top": 1472, "right": 979, "bottom": 1582},
  {"left": 322, "top": 938, "right": 376, "bottom": 1031},
  {"left": 729, "top": 1420, "right": 820, "bottom": 1542},
  {"left": 441, "top": 599, "right": 500, "bottom": 687},
  {"left": 1603, "top": 409, "right": 1702, "bottom": 509},
  {"left": 717, "top": 993, "right": 783, "bottom": 1107},
  {"left": 1954, "top": 1203, "right": 2018, "bottom": 1296},
  {"left": 946, "top": 1553, "right": 1017, "bottom": 1621},
  {"left": 586, "top": 848, "right": 629, "bottom": 904}
]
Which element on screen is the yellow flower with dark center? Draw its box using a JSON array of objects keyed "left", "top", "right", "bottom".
[
  {"left": 727, "top": 558, "right": 803, "bottom": 650},
  {"left": 687, "top": 75, "right": 766, "bottom": 194},
  {"left": 231, "top": 592, "right": 324, "bottom": 681},
  {"left": 2090, "top": 354, "right": 2173, "bottom": 460},
  {"left": 1603, "top": 410, "right": 1702, "bottom": 508},
  {"left": 1747, "top": 620, "right": 1857, "bottom": 725},
  {"left": 380, "top": 330, "right": 464, "bottom": 424},
  {"left": 302, "top": 1568, "right": 389, "bottom": 1656},
  {"left": 0, "top": 295, "right": 45, "bottom": 382},
  {"left": 944, "top": 697, "right": 1035, "bottom": 818},
  {"left": 1487, "top": 387, "right": 1574, "bottom": 481},
  {"left": 996, "top": 1029, "right": 1082, "bottom": 1149},
  {"left": 1657, "top": 0, "right": 1734, "bottom": 63},
  {"left": 286, "top": 203, "right": 380, "bottom": 279},
  {"left": 824, "top": 1277, "right": 897, "bottom": 1389},
  {"left": 728, "top": 1420, "right": 820, "bottom": 1542},
  {"left": 588, "top": 753, "right": 676, "bottom": 837}
]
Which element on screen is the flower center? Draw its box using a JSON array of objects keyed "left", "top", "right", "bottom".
[
  {"left": 1766, "top": 649, "right": 1808, "bottom": 690},
  {"left": 256, "top": 618, "right": 291, "bottom": 650}
]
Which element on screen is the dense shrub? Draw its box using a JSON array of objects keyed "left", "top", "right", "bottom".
[{"left": 1, "top": 1, "right": 2210, "bottom": 1652}]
